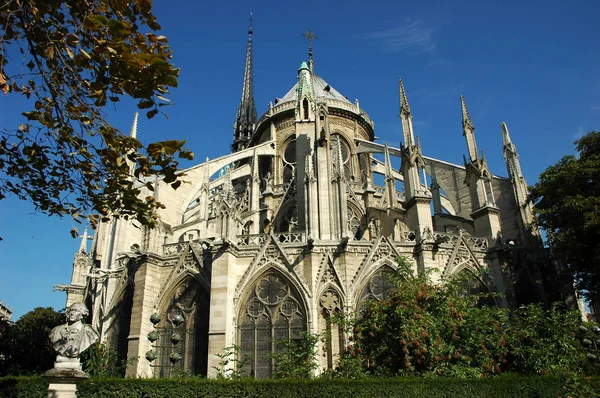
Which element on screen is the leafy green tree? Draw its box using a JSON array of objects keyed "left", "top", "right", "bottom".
[
  {"left": 0, "top": 307, "right": 65, "bottom": 375},
  {"left": 529, "top": 132, "right": 600, "bottom": 301},
  {"left": 0, "top": 0, "right": 193, "bottom": 234},
  {"left": 345, "top": 259, "right": 595, "bottom": 378}
]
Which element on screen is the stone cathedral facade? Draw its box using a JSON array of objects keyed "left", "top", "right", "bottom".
[{"left": 60, "top": 25, "right": 570, "bottom": 378}]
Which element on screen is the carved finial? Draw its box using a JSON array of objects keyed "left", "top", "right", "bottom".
[
  {"left": 78, "top": 227, "right": 88, "bottom": 254},
  {"left": 501, "top": 122, "right": 512, "bottom": 146},
  {"left": 460, "top": 95, "right": 474, "bottom": 131},
  {"left": 129, "top": 112, "right": 139, "bottom": 138},
  {"left": 460, "top": 95, "right": 478, "bottom": 162},
  {"left": 399, "top": 79, "right": 411, "bottom": 118},
  {"left": 384, "top": 143, "right": 393, "bottom": 178},
  {"left": 303, "top": 30, "right": 317, "bottom": 72}
]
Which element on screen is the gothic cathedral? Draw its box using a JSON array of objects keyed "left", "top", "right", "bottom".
[{"left": 60, "top": 23, "right": 571, "bottom": 378}]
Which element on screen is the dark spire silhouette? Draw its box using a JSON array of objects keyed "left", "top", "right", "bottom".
[{"left": 232, "top": 14, "right": 257, "bottom": 153}]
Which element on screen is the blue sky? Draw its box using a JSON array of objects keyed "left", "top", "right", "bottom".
[{"left": 1, "top": 0, "right": 599, "bottom": 319}]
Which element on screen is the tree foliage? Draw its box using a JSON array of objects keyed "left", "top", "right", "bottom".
[
  {"left": 341, "top": 261, "right": 597, "bottom": 378},
  {"left": 80, "top": 342, "right": 131, "bottom": 377},
  {"left": 0, "top": 307, "right": 65, "bottom": 375},
  {"left": 270, "top": 332, "right": 320, "bottom": 379},
  {"left": 0, "top": 0, "right": 193, "bottom": 233},
  {"left": 529, "top": 132, "right": 600, "bottom": 300}
]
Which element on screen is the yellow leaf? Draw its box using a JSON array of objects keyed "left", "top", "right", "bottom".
[{"left": 66, "top": 47, "right": 74, "bottom": 59}]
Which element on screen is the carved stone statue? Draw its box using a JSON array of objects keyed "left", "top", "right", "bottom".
[
  {"left": 44, "top": 303, "right": 99, "bottom": 397},
  {"left": 49, "top": 303, "right": 99, "bottom": 361}
]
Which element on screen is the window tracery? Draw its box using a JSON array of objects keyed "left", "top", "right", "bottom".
[
  {"left": 347, "top": 207, "right": 362, "bottom": 240},
  {"left": 330, "top": 134, "right": 353, "bottom": 180},
  {"left": 357, "top": 268, "right": 395, "bottom": 310},
  {"left": 239, "top": 272, "right": 307, "bottom": 378}
]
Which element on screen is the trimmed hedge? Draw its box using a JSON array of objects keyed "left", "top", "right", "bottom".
[{"left": 1, "top": 375, "right": 599, "bottom": 398}]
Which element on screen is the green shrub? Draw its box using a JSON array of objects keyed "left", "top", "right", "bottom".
[
  {"left": 349, "top": 258, "right": 599, "bottom": 377},
  {"left": 2, "top": 375, "right": 599, "bottom": 398}
]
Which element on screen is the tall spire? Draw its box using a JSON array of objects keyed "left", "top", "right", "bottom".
[
  {"left": 460, "top": 95, "right": 478, "bottom": 162},
  {"left": 232, "top": 14, "right": 257, "bottom": 153}
]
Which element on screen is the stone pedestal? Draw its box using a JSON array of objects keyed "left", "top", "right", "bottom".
[{"left": 43, "top": 359, "right": 89, "bottom": 398}]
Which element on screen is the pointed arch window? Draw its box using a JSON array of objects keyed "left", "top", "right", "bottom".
[
  {"left": 302, "top": 98, "right": 309, "bottom": 120},
  {"left": 319, "top": 289, "right": 344, "bottom": 369},
  {"left": 331, "top": 134, "right": 353, "bottom": 181},
  {"left": 347, "top": 205, "right": 364, "bottom": 240},
  {"left": 154, "top": 278, "right": 210, "bottom": 377},
  {"left": 239, "top": 272, "right": 307, "bottom": 378}
]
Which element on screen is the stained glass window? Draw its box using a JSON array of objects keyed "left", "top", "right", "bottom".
[{"left": 239, "top": 272, "right": 307, "bottom": 378}]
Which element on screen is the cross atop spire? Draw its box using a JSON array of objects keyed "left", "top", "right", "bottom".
[
  {"left": 232, "top": 14, "right": 257, "bottom": 153},
  {"left": 303, "top": 30, "right": 317, "bottom": 72}
]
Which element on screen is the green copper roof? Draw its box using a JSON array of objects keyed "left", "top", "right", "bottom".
[{"left": 298, "top": 61, "right": 309, "bottom": 72}]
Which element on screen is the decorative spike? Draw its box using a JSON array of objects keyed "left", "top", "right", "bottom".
[
  {"left": 79, "top": 227, "right": 88, "bottom": 254},
  {"left": 232, "top": 15, "right": 257, "bottom": 152},
  {"left": 460, "top": 95, "right": 474, "bottom": 131},
  {"left": 460, "top": 95, "right": 478, "bottom": 162},
  {"left": 501, "top": 122, "right": 512, "bottom": 146},
  {"left": 252, "top": 149, "right": 259, "bottom": 182},
  {"left": 398, "top": 79, "right": 411, "bottom": 118},
  {"left": 127, "top": 113, "right": 139, "bottom": 175},
  {"left": 384, "top": 143, "right": 393, "bottom": 178},
  {"left": 129, "top": 112, "right": 139, "bottom": 138},
  {"left": 336, "top": 136, "right": 344, "bottom": 178},
  {"left": 201, "top": 157, "right": 210, "bottom": 192}
]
